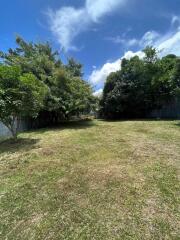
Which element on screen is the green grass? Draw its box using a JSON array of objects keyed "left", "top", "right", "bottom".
[{"left": 0, "top": 120, "right": 180, "bottom": 239}]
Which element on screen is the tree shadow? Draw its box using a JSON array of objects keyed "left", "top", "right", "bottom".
[
  {"left": 0, "top": 137, "right": 40, "bottom": 154},
  {"left": 28, "top": 119, "right": 97, "bottom": 135},
  {"left": 174, "top": 122, "right": 180, "bottom": 127},
  {"left": 99, "top": 118, "right": 179, "bottom": 122}
]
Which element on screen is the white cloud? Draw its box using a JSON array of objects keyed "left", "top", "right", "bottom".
[
  {"left": 93, "top": 88, "right": 103, "bottom": 97},
  {"left": 86, "top": 0, "right": 125, "bottom": 22},
  {"left": 108, "top": 31, "right": 160, "bottom": 47},
  {"left": 89, "top": 50, "right": 144, "bottom": 86},
  {"left": 156, "top": 31, "right": 180, "bottom": 56},
  {"left": 89, "top": 24, "right": 180, "bottom": 87},
  {"left": 140, "top": 25, "right": 180, "bottom": 57},
  {"left": 106, "top": 36, "right": 138, "bottom": 46},
  {"left": 106, "top": 36, "right": 125, "bottom": 44},
  {"left": 47, "top": 0, "right": 128, "bottom": 51},
  {"left": 140, "top": 31, "right": 160, "bottom": 46},
  {"left": 127, "top": 38, "right": 139, "bottom": 46},
  {"left": 47, "top": 7, "right": 88, "bottom": 51},
  {"left": 171, "top": 15, "right": 180, "bottom": 25},
  {"left": 89, "top": 59, "right": 121, "bottom": 85},
  {"left": 123, "top": 50, "right": 145, "bottom": 59}
]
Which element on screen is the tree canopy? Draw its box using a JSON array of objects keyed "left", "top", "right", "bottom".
[
  {"left": 100, "top": 47, "right": 180, "bottom": 119},
  {"left": 0, "top": 65, "right": 47, "bottom": 138},
  {"left": 0, "top": 36, "right": 96, "bottom": 138}
]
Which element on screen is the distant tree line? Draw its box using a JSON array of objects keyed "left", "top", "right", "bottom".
[
  {"left": 100, "top": 47, "right": 180, "bottom": 119},
  {"left": 0, "top": 37, "right": 97, "bottom": 139}
]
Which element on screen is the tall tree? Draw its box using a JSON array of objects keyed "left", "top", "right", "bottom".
[
  {"left": 100, "top": 47, "right": 180, "bottom": 119},
  {"left": 0, "top": 37, "right": 95, "bottom": 124}
]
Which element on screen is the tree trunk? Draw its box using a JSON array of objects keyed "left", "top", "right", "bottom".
[
  {"left": 10, "top": 116, "right": 19, "bottom": 141},
  {"left": 11, "top": 128, "right": 18, "bottom": 140},
  {"left": 1, "top": 116, "right": 19, "bottom": 141}
]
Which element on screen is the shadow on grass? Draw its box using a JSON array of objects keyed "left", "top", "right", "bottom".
[
  {"left": 99, "top": 118, "right": 179, "bottom": 122},
  {"left": 29, "top": 119, "right": 97, "bottom": 135},
  {"left": 0, "top": 120, "right": 96, "bottom": 153},
  {"left": 0, "top": 138, "right": 40, "bottom": 154},
  {"left": 174, "top": 122, "right": 180, "bottom": 127}
]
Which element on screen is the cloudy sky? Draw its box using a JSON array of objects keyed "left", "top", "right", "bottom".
[{"left": 1, "top": 0, "right": 180, "bottom": 95}]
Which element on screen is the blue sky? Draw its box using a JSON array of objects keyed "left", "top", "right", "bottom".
[{"left": 1, "top": 0, "right": 180, "bottom": 95}]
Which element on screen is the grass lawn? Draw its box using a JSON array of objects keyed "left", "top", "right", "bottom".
[{"left": 0, "top": 120, "right": 179, "bottom": 239}]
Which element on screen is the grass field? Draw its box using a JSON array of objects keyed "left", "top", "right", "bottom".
[{"left": 0, "top": 120, "right": 179, "bottom": 239}]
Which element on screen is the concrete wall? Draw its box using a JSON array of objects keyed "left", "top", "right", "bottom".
[
  {"left": 0, "top": 122, "right": 11, "bottom": 137},
  {"left": 0, "top": 119, "right": 29, "bottom": 138}
]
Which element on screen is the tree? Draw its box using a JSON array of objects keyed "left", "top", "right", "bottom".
[
  {"left": 0, "top": 37, "right": 95, "bottom": 124},
  {"left": 0, "top": 65, "right": 47, "bottom": 139},
  {"left": 100, "top": 47, "right": 180, "bottom": 119},
  {"left": 143, "top": 46, "right": 158, "bottom": 64},
  {"left": 0, "top": 36, "right": 61, "bottom": 81},
  {"left": 168, "top": 58, "right": 180, "bottom": 99},
  {"left": 50, "top": 68, "right": 95, "bottom": 119},
  {"left": 65, "top": 58, "right": 83, "bottom": 77},
  {"left": 101, "top": 56, "right": 151, "bottom": 118}
]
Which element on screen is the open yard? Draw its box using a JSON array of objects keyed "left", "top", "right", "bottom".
[{"left": 0, "top": 120, "right": 179, "bottom": 239}]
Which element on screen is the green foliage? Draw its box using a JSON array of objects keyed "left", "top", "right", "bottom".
[
  {"left": 49, "top": 68, "right": 95, "bottom": 119},
  {"left": 19, "top": 73, "right": 48, "bottom": 107},
  {"left": 101, "top": 47, "right": 180, "bottom": 119},
  {"left": 0, "top": 36, "right": 95, "bottom": 134},
  {"left": 143, "top": 46, "right": 158, "bottom": 64},
  {"left": 1, "top": 36, "right": 61, "bottom": 82},
  {"left": 65, "top": 58, "right": 83, "bottom": 77},
  {"left": 0, "top": 65, "right": 47, "bottom": 138}
]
